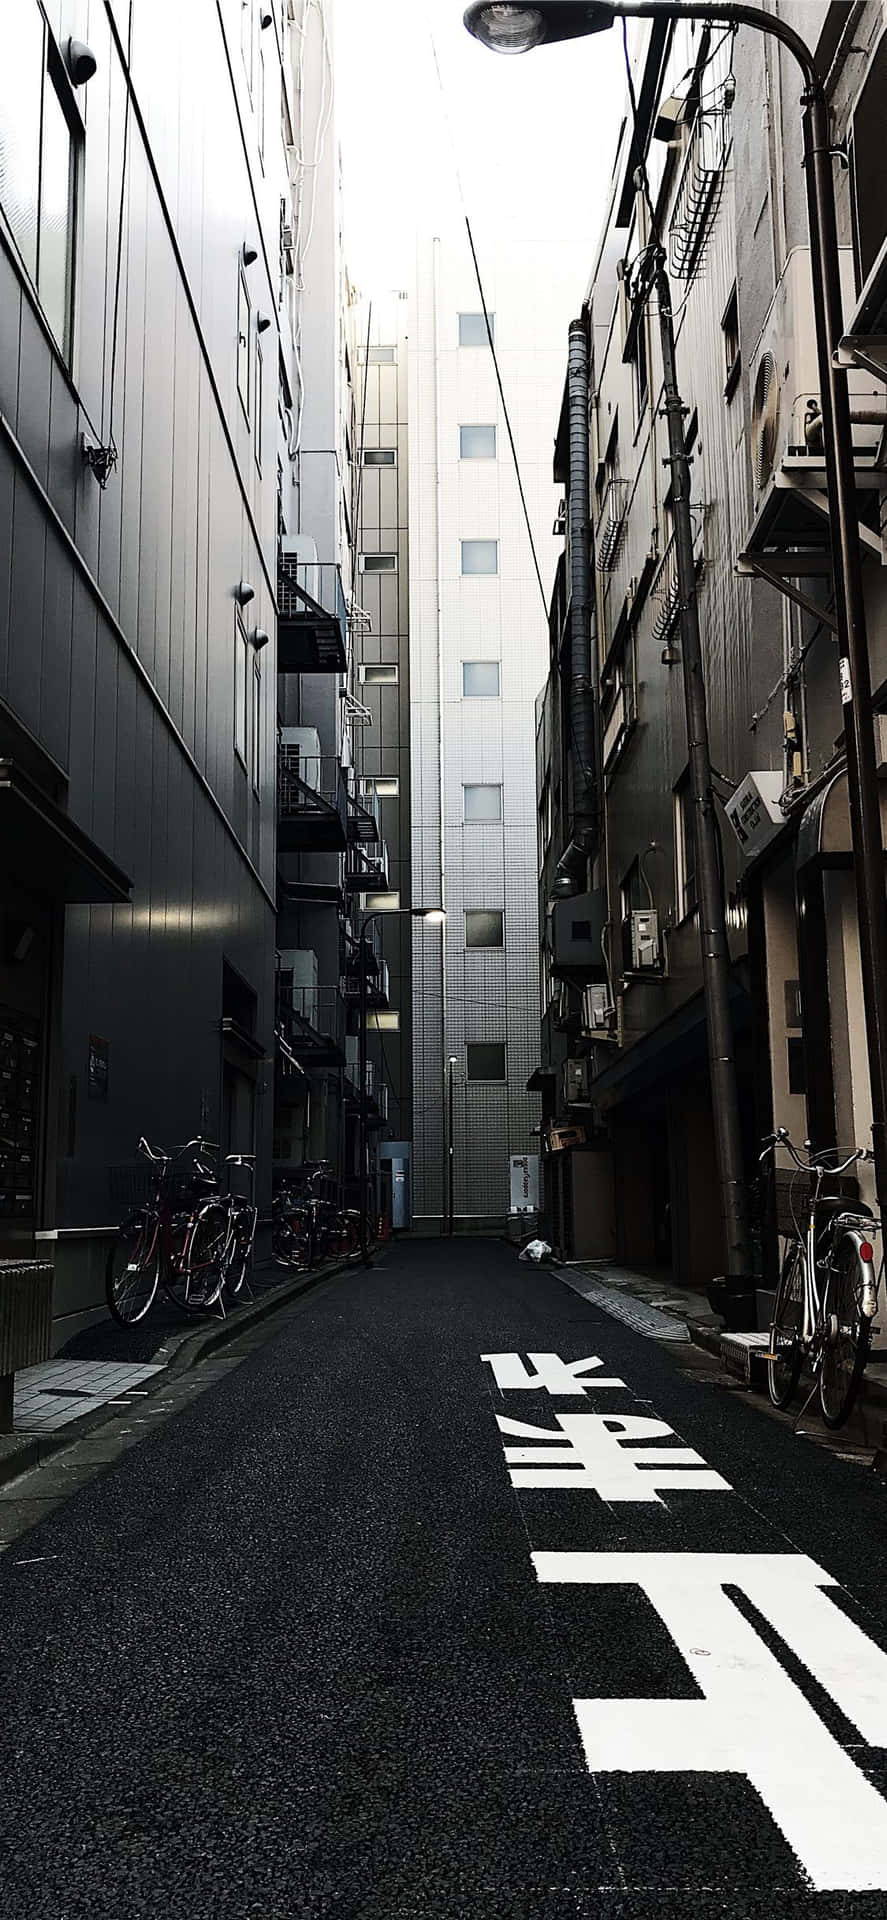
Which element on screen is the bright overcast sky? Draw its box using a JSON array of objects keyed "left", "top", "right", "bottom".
[{"left": 336, "top": 0, "right": 627, "bottom": 298}]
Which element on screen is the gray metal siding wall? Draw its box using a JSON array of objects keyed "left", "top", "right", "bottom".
[
  {"left": 0, "top": 0, "right": 282, "bottom": 1324},
  {"left": 356, "top": 313, "right": 413, "bottom": 1144}
]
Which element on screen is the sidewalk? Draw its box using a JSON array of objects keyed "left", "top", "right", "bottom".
[
  {"left": 0, "top": 1254, "right": 353, "bottom": 1491},
  {"left": 554, "top": 1257, "right": 887, "bottom": 1450}
]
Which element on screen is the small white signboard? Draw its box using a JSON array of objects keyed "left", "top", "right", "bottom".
[{"left": 509, "top": 1152, "right": 539, "bottom": 1212}]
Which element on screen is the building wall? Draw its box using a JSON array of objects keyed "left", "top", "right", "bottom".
[
  {"left": 354, "top": 294, "right": 413, "bottom": 1149},
  {"left": 0, "top": 0, "right": 286, "bottom": 1335},
  {"left": 409, "top": 225, "right": 586, "bottom": 1229},
  {"left": 537, "top": 2, "right": 887, "bottom": 1297}
]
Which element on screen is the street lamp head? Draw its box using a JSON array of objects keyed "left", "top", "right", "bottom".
[
  {"left": 463, "top": 2, "right": 615, "bottom": 54},
  {"left": 414, "top": 907, "right": 446, "bottom": 925}
]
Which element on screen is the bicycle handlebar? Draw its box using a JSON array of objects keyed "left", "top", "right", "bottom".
[
  {"left": 759, "top": 1127, "right": 873, "bottom": 1177},
  {"left": 137, "top": 1134, "right": 220, "bottom": 1165}
]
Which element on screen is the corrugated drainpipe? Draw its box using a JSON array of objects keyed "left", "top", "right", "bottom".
[{"left": 556, "top": 315, "right": 599, "bottom": 891}]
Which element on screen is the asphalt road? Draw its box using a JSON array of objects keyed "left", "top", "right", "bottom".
[{"left": 3, "top": 1238, "right": 887, "bottom": 1918}]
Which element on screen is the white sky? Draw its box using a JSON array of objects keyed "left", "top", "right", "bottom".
[{"left": 335, "top": 0, "right": 627, "bottom": 299}]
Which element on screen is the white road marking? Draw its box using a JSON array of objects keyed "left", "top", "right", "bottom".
[
  {"left": 482, "top": 1353, "right": 626, "bottom": 1393},
  {"left": 533, "top": 1551, "right": 887, "bottom": 1892},
  {"left": 497, "top": 1412, "right": 731, "bottom": 1501}
]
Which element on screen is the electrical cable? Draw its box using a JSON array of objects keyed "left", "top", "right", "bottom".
[{"left": 425, "top": 9, "right": 550, "bottom": 621}]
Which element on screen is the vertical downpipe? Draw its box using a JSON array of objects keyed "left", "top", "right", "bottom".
[{"left": 432, "top": 236, "right": 448, "bottom": 1230}]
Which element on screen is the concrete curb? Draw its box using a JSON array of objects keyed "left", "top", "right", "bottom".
[{"left": 0, "top": 1255, "right": 357, "bottom": 1493}]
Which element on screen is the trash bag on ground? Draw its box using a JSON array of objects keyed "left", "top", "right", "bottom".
[{"left": 518, "top": 1238, "right": 552, "bottom": 1265}]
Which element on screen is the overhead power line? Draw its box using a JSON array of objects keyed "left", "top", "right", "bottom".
[{"left": 425, "top": 9, "right": 550, "bottom": 622}]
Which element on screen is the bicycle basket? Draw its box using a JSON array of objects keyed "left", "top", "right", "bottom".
[{"left": 771, "top": 1166, "right": 859, "bottom": 1239}]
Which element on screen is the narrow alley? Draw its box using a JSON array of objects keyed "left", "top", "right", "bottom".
[{"left": 4, "top": 1241, "right": 887, "bottom": 1916}]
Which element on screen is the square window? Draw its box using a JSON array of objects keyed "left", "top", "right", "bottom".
[
  {"left": 234, "top": 615, "right": 249, "bottom": 766},
  {"left": 722, "top": 283, "right": 740, "bottom": 400},
  {"left": 674, "top": 771, "right": 697, "bottom": 918},
  {"left": 363, "top": 448, "right": 396, "bottom": 467},
  {"left": 360, "top": 663, "right": 399, "bottom": 686},
  {"left": 360, "top": 553, "right": 398, "bottom": 573},
  {"left": 252, "top": 664, "right": 261, "bottom": 792},
  {"left": 462, "top": 660, "right": 500, "bottom": 698},
  {"left": 463, "top": 784, "right": 502, "bottom": 823},
  {"left": 460, "top": 424, "right": 497, "bottom": 459},
  {"left": 466, "top": 910, "right": 504, "bottom": 949},
  {"left": 237, "top": 269, "right": 251, "bottom": 419},
  {"left": 461, "top": 540, "right": 498, "bottom": 576},
  {"left": 255, "top": 341, "right": 264, "bottom": 470},
  {"left": 467, "top": 1042, "right": 506, "bottom": 1082},
  {"left": 362, "top": 776, "right": 400, "bottom": 798},
  {"left": 0, "top": 14, "right": 79, "bottom": 357},
  {"left": 459, "top": 312, "right": 494, "bottom": 347}
]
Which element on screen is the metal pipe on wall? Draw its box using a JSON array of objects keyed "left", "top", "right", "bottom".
[{"left": 557, "top": 314, "right": 600, "bottom": 889}]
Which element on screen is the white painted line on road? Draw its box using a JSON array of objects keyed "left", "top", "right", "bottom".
[
  {"left": 482, "top": 1353, "right": 626, "bottom": 1393},
  {"left": 497, "top": 1412, "right": 732, "bottom": 1501},
  {"left": 533, "top": 1550, "right": 887, "bottom": 1892}
]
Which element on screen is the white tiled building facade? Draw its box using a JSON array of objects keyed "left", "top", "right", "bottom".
[{"left": 409, "top": 225, "right": 586, "bottom": 1230}]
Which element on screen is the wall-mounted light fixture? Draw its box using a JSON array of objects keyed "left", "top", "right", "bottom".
[
  {"left": 66, "top": 38, "right": 97, "bottom": 85},
  {"left": 260, "top": 5, "right": 274, "bottom": 25},
  {"left": 256, "top": 312, "right": 273, "bottom": 335},
  {"left": 236, "top": 581, "right": 255, "bottom": 606},
  {"left": 242, "top": 242, "right": 258, "bottom": 268},
  {"left": 252, "top": 627, "right": 270, "bottom": 651}
]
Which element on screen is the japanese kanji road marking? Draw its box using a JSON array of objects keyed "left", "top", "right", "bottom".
[
  {"left": 482, "top": 1353, "right": 626, "bottom": 1393},
  {"left": 533, "top": 1550, "right": 887, "bottom": 1892},
  {"left": 497, "top": 1412, "right": 731, "bottom": 1501}
]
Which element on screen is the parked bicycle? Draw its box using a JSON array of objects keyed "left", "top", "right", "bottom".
[
  {"left": 194, "top": 1152, "right": 258, "bottom": 1306},
  {"left": 271, "top": 1164, "right": 363, "bottom": 1269},
  {"left": 760, "top": 1126, "right": 882, "bottom": 1428},
  {"left": 106, "top": 1136, "right": 227, "bottom": 1326}
]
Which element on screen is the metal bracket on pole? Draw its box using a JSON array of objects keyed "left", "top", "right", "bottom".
[
  {"left": 835, "top": 336, "right": 887, "bottom": 384},
  {"left": 735, "top": 552, "right": 838, "bottom": 631}
]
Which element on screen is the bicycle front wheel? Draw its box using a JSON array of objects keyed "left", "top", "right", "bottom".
[
  {"left": 819, "top": 1235, "right": 870, "bottom": 1429},
  {"left": 767, "top": 1241, "right": 805, "bottom": 1410},
  {"left": 224, "top": 1204, "right": 256, "bottom": 1299},
  {"left": 106, "top": 1212, "right": 161, "bottom": 1326},
  {"left": 168, "top": 1201, "right": 228, "bottom": 1312}
]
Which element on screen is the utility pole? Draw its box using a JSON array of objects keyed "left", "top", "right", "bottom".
[
  {"left": 651, "top": 246, "right": 754, "bottom": 1326},
  {"left": 447, "top": 1055, "right": 457, "bottom": 1235}
]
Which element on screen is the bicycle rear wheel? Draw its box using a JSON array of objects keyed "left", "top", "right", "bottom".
[
  {"left": 767, "top": 1241, "right": 804, "bottom": 1410},
  {"left": 819, "top": 1235, "right": 870, "bottom": 1429},
  {"left": 168, "top": 1201, "right": 228, "bottom": 1312},
  {"left": 106, "top": 1212, "right": 161, "bottom": 1326},
  {"left": 224, "top": 1204, "right": 256, "bottom": 1298}
]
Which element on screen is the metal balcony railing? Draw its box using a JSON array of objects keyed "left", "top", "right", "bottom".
[
  {"left": 668, "top": 101, "right": 731, "bottom": 282},
  {"left": 275, "top": 986, "right": 346, "bottom": 1074},
  {"left": 277, "top": 744, "right": 348, "bottom": 852},
  {"left": 595, "top": 477, "right": 630, "bottom": 572},
  {"left": 650, "top": 528, "right": 704, "bottom": 648},
  {"left": 347, "top": 780, "right": 381, "bottom": 847},
  {"left": 277, "top": 556, "right": 348, "bottom": 672}
]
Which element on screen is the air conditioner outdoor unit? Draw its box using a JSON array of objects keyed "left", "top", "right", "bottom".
[
  {"left": 750, "top": 247, "right": 882, "bottom": 494},
  {"left": 564, "top": 1057, "right": 590, "bottom": 1104},
  {"left": 621, "top": 909, "right": 660, "bottom": 972},
  {"left": 279, "top": 726, "right": 321, "bottom": 791},
  {"left": 581, "top": 983, "right": 612, "bottom": 1033}
]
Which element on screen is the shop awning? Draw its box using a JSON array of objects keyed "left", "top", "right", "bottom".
[
  {"left": 588, "top": 978, "right": 752, "bottom": 1112},
  {"left": 0, "top": 760, "right": 131, "bottom": 904},
  {"left": 526, "top": 1067, "right": 556, "bottom": 1092}
]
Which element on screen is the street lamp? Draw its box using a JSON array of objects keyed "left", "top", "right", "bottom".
[
  {"left": 358, "top": 905, "right": 445, "bottom": 1266},
  {"left": 466, "top": 0, "right": 887, "bottom": 1299},
  {"left": 447, "top": 1055, "right": 459, "bottom": 1237}
]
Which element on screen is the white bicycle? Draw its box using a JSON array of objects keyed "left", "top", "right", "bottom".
[{"left": 761, "top": 1127, "right": 881, "bottom": 1428}]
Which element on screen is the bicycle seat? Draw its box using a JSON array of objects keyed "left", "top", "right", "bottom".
[{"left": 226, "top": 1154, "right": 256, "bottom": 1167}]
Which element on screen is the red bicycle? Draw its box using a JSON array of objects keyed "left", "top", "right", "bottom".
[{"left": 105, "top": 1136, "right": 228, "bottom": 1326}]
